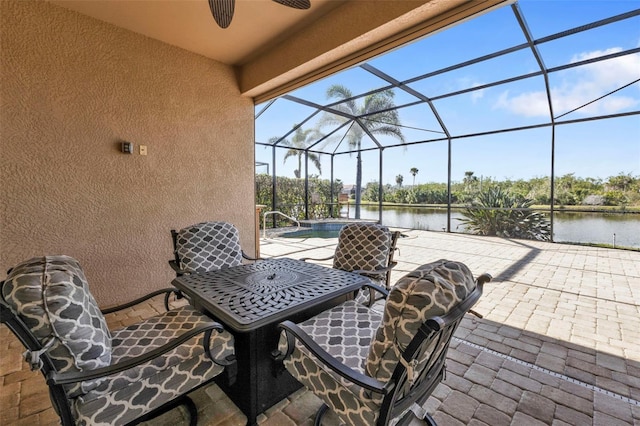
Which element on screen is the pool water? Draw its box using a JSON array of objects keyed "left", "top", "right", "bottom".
[
  {"left": 277, "top": 221, "right": 377, "bottom": 239},
  {"left": 280, "top": 229, "right": 341, "bottom": 238}
]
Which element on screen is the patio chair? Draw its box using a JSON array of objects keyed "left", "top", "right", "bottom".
[
  {"left": 274, "top": 259, "right": 491, "bottom": 426},
  {"left": 1, "top": 255, "right": 237, "bottom": 426},
  {"left": 169, "top": 221, "right": 259, "bottom": 276},
  {"left": 301, "top": 222, "right": 401, "bottom": 305}
]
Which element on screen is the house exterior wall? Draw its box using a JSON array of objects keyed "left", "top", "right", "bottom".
[{"left": 0, "top": 1, "right": 255, "bottom": 306}]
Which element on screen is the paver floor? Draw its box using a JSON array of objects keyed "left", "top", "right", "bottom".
[{"left": 1, "top": 230, "right": 638, "bottom": 425}]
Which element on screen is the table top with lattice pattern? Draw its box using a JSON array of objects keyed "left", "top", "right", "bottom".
[{"left": 171, "top": 258, "right": 369, "bottom": 332}]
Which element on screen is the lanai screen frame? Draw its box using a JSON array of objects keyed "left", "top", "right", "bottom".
[{"left": 255, "top": 2, "right": 640, "bottom": 240}]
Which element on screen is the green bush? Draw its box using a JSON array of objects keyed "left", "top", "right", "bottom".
[
  {"left": 458, "top": 187, "right": 551, "bottom": 241},
  {"left": 255, "top": 174, "right": 343, "bottom": 227}
]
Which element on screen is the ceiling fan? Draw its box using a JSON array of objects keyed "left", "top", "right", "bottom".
[{"left": 208, "top": 0, "right": 311, "bottom": 29}]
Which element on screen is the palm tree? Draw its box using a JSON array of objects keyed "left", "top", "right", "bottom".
[
  {"left": 395, "top": 174, "right": 403, "bottom": 188},
  {"left": 320, "top": 85, "right": 405, "bottom": 218},
  {"left": 410, "top": 167, "right": 419, "bottom": 187},
  {"left": 280, "top": 127, "right": 322, "bottom": 178},
  {"left": 462, "top": 171, "right": 480, "bottom": 202}
]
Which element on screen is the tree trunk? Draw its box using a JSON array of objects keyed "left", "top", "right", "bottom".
[{"left": 355, "top": 151, "right": 362, "bottom": 219}]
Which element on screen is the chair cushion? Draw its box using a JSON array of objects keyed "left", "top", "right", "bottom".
[
  {"left": 279, "top": 300, "right": 383, "bottom": 426},
  {"left": 2, "top": 255, "right": 112, "bottom": 397},
  {"left": 175, "top": 221, "right": 243, "bottom": 273},
  {"left": 365, "top": 259, "right": 476, "bottom": 384},
  {"left": 332, "top": 223, "right": 391, "bottom": 278},
  {"left": 73, "top": 305, "right": 235, "bottom": 425}
]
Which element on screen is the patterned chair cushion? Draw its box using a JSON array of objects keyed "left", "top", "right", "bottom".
[
  {"left": 2, "top": 255, "right": 112, "bottom": 397},
  {"left": 333, "top": 223, "right": 392, "bottom": 281},
  {"left": 365, "top": 259, "right": 476, "bottom": 385},
  {"left": 74, "top": 305, "right": 235, "bottom": 425},
  {"left": 175, "top": 221, "right": 243, "bottom": 273},
  {"left": 280, "top": 260, "right": 478, "bottom": 426},
  {"left": 278, "top": 301, "right": 383, "bottom": 426}
]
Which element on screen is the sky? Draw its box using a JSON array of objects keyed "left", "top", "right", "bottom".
[{"left": 255, "top": 0, "right": 640, "bottom": 186}]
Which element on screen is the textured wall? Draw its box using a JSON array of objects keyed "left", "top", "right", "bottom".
[{"left": 0, "top": 1, "right": 255, "bottom": 306}]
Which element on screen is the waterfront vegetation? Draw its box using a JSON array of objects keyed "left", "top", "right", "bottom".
[
  {"left": 257, "top": 172, "right": 640, "bottom": 218},
  {"left": 256, "top": 172, "right": 639, "bottom": 245},
  {"left": 256, "top": 174, "right": 344, "bottom": 224},
  {"left": 362, "top": 172, "right": 640, "bottom": 208}
]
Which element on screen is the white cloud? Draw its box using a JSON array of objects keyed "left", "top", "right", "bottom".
[
  {"left": 451, "top": 76, "right": 486, "bottom": 103},
  {"left": 493, "top": 48, "right": 640, "bottom": 118},
  {"left": 494, "top": 90, "right": 551, "bottom": 117},
  {"left": 470, "top": 84, "right": 486, "bottom": 103}
]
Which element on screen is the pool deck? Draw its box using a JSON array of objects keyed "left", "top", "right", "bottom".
[{"left": 1, "top": 229, "right": 639, "bottom": 425}]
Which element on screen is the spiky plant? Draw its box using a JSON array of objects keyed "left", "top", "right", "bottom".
[{"left": 458, "top": 187, "right": 551, "bottom": 241}]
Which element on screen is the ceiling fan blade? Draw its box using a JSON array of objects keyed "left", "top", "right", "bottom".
[
  {"left": 208, "top": 0, "right": 235, "bottom": 28},
  {"left": 272, "top": 0, "right": 311, "bottom": 10}
]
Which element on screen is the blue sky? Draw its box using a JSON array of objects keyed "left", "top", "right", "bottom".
[{"left": 255, "top": 0, "right": 640, "bottom": 186}]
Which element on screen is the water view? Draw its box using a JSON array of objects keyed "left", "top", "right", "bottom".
[{"left": 358, "top": 205, "right": 640, "bottom": 249}]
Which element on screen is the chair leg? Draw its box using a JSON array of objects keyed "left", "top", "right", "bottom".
[
  {"left": 182, "top": 396, "right": 198, "bottom": 426},
  {"left": 314, "top": 403, "right": 329, "bottom": 426},
  {"left": 423, "top": 412, "right": 437, "bottom": 426}
]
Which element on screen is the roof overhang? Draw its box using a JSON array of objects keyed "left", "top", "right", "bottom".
[{"left": 50, "top": 0, "right": 511, "bottom": 102}]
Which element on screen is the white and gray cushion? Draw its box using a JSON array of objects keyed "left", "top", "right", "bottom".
[
  {"left": 74, "top": 305, "right": 234, "bottom": 425},
  {"left": 278, "top": 300, "right": 383, "bottom": 425},
  {"left": 2, "top": 255, "right": 112, "bottom": 397},
  {"left": 174, "top": 221, "right": 243, "bottom": 273},
  {"left": 366, "top": 260, "right": 476, "bottom": 397},
  {"left": 2, "top": 255, "right": 235, "bottom": 426},
  {"left": 332, "top": 223, "right": 393, "bottom": 305},
  {"left": 333, "top": 223, "right": 392, "bottom": 281},
  {"left": 279, "top": 260, "right": 477, "bottom": 426}
]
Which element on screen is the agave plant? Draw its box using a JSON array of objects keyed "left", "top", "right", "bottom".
[{"left": 458, "top": 187, "right": 551, "bottom": 241}]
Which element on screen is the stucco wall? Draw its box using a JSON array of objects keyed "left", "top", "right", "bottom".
[{"left": 0, "top": 1, "right": 255, "bottom": 306}]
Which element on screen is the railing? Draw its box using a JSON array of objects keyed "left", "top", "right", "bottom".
[{"left": 262, "top": 211, "right": 300, "bottom": 238}]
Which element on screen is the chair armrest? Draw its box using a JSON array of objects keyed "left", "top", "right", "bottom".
[
  {"left": 47, "top": 321, "right": 227, "bottom": 386},
  {"left": 300, "top": 255, "right": 335, "bottom": 262},
  {"left": 100, "top": 288, "right": 182, "bottom": 315},
  {"left": 276, "top": 320, "right": 394, "bottom": 395},
  {"left": 476, "top": 273, "right": 492, "bottom": 286},
  {"left": 352, "top": 262, "right": 397, "bottom": 278},
  {"left": 361, "top": 282, "right": 389, "bottom": 298},
  {"left": 168, "top": 260, "right": 184, "bottom": 275},
  {"left": 468, "top": 273, "right": 492, "bottom": 318},
  {"left": 242, "top": 251, "right": 263, "bottom": 262},
  {"left": 359, "top": 282, "right": 389, "bottom": 307}
]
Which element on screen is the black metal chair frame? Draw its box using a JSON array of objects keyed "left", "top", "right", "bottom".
[
  {"left": 277, "top": 273, "right": 492, "bottom": 426},
  {"left": 0, "top": 286, "right": 237, "bottom": 426}
]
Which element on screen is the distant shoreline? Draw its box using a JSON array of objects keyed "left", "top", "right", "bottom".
[{"left": 356, "top": 201, "right": 640, "bottom": 214}]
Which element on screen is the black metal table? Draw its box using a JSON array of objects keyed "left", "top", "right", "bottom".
[{"left": 171, "top": 258, "right": 369, "bottom": 425}]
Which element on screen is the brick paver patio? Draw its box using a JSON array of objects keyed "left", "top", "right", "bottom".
[{"left": 1, "top": 230, "right": 638, "bottom": 425}]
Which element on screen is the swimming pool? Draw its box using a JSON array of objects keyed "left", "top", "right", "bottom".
[
  {"left": 275, "top": 220, "right": 381, "bottom": 239},
  {"left": 280, "top": 229, "right": 341, "bottom": 238},
  {"left": 278, "top": 221, "right": 354, "bottom": 238}
]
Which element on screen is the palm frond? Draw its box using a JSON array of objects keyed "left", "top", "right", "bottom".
[
  {"left": 282, "top": 149, "right": 299, "bottom": 161},
  {"left": 326, "top": 85, "right": 357, "bottom": 114}
]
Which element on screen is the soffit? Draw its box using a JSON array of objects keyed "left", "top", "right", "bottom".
[
  {"left": 49, "top": 0, "right": 345, "bottom": 65},
  {"left": 49, "top": 0, "right": 510, "bottom": 101}
]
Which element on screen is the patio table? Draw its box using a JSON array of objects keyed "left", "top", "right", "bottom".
[{"left": 171, "top": 257, "right": 370, "bottom": 425}]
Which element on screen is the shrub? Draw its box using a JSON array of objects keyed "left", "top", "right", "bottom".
[
  {"left": 255, "top": 174, "right": 343, "bottom": 225},
  {"left": 458, "top": 187, "right": 551, "bottom": 241}
]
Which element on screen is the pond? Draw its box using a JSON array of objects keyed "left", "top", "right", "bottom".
[{"left": 356, "top": 205, "right": 640, "bottom": 249}]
